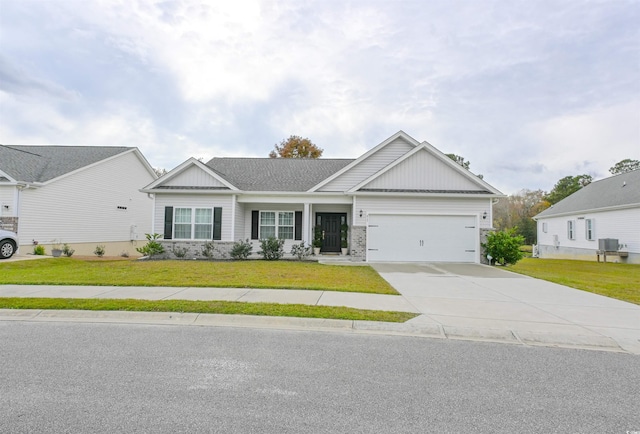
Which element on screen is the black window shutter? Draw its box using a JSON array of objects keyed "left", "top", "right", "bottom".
[
  {"left": 251, "top": 210, "right": 259, "bottom": 240},
  {"left": 213, "top": 207, "right": 222, "bottom": 240},
  {"left": 164, "top": 206, "right": 173, "bottom": 240},
  {"left": 294, "top": 211, "right": 302, "bottom": 240}
]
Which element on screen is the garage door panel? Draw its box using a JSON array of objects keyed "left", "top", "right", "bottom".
[{"left": 368, "top": 215, "right": 477, "bottom": 263}]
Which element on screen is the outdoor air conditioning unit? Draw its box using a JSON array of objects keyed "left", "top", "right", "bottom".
[{"left": 598, "top": 238, "right": 618, "bottom": 251}]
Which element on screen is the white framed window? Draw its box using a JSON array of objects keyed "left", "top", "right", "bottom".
[
  {"left": 585, "top": 218, "right": 595, "bottom": 241},
  {"left": 542, "top": 222, "right": 548, "bottom": 233},
  {"left": 174, "top": 207, "right": 213, "bottom": 239},
  {"left": 259, "top": 211, "right": 294, "bottom": 239},
  {"left": 567, "top": 220, "right": 575, "bottom": 240}
]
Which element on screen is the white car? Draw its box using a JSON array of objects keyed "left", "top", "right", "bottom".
[{"left": 0, "top": 229, "right": 19, "bottom": 259}]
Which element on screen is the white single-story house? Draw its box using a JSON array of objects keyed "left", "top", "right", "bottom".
[
  {"left": 142, "top": 131, "right": 503, "bottom": 263},
  {"left": 534, "top": 169, "right": 640, "bottom": 263},
  {"left": 0, "top": 145, "right": 157, "bottom": 256}
]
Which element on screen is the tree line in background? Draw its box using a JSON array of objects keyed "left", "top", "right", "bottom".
[
  {"left": 492, "top": 158, "right": 639, "bottom": 245},
  {"left": 152, "top": 134, "right": 638, "bottom": 247}
]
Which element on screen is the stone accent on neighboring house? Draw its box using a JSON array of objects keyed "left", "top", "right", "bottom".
[
  {"left": 0, "top": 217, "right": 18, "bottom": 233},
  {"left": 479, "top": 228, "right": 493, "bottom": 265},
  {"left": 159, "top": 240, "right": 235, "bottom": 260},
  {"left": 350, "top": 226, "right": 366, "bottom": 262}
]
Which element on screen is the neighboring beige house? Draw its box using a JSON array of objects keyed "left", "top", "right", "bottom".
[
  {"left": 0, "top": 145, "right": 157, "bottom": 256},
  {"left": 141, "top": 131, "right": 504, "bottom": 263},
  {"left": 534, "top": 169, "right": 640, "bottom": 264}
]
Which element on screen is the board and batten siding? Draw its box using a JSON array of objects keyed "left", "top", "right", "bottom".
[
  {"left": 537, "top": 207, "right": 640, "bottom": 254},
  {"left": 154, "top": 194, "right": 234, "bottom": 241},
  {"left": 163, "top": 165, "right": 227, "bottom": 187},
  {"left": 354, "top": 196, "right": 493, "bottom": 229},
  {"left": 362, "top": 150, "right": 484, "bottom": 192},
  {"left": 17, "top": 151, "right": 155, "bottom": 245},
  {"left": 318, "top": 137, "right": 415, "bottom": 192}
]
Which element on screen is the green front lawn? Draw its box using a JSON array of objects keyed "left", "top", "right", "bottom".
[
  {"left": 0, "top": 258, "right": 397, "bottom": 295},
  {"left": 509, "top": 258, "right": 640, "bottom": 305},
  {"left": 0, "top": 298, "right": 416, "bottom": 322}
]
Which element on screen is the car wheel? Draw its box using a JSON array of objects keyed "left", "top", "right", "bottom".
[{"left": 0, "top": 240, "right": 16, "bottom": 259}]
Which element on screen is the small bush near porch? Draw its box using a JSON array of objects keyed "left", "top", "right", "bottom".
[{"left": 0, "top": 258, "right": 398, "bottom": 295}]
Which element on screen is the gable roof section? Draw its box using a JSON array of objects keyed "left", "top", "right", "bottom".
[
  {"left": 205, "top": 158, "right": 353, "bottom": 192},
  {"left": 143, "top": 158, "right": 239, "bottom": 191},
  {"left": 350, "top": 142, "right": 503, "bottom": 195},
  {"left": 309, "top": 131, "right": 420, "bottom": 192},
  {"left": 0, "top": 145, "right": 140, "bottom": 183},
  {"left": 535, "top": 170, "right": 640, "bottom": 219}
]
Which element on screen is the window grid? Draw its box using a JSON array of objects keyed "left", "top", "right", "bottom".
[
  {"left": 585, "top": 219, "right": 595, "bottom": 241},
  {"left": 174, "top": 207, "right": 213, "bottom": 240},
  {"left": 567, "top": 220, "right": 575, "bottom": 240},
  {"left": 260, "top": 211, "right": 294, "bottom": 240}
]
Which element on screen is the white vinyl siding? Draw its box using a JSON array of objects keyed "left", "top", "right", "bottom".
[
  {"left": 536, "top": 207, "right": 640, "bottom": 261},
  {"left": 318, "top": 137, "right": 414, "bottom": 192},
  {"left": 259, "top": 211, "right": 294, "bottom": 239},
  {"left": 16, "top": 151, "right": 155, "bottom": 246},
  {"left": 154, "top": 194, "right": 233, "bottom": 241},
  {"left": 0, "top": 185, "right": 16, "bottom": 217},
  {"left": 585, "top": 219, "right": 595, "bottom": 240},
  {"left": 362, "top": 149, "right": 484, "bottom": 192}
]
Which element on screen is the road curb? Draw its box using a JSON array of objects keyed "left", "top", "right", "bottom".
[{"left": 0, "top": 309, "right": 631, "bottom": 353}]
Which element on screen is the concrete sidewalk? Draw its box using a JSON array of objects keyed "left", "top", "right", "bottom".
[
  {"left": 0, "top": 284, "right": 418, "bottom": 313},
  {"left": 1, "top": 262, "right": 639, "bottom": 354}
]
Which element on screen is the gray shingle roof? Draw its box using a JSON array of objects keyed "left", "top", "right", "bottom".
[
  {"left": 0, "top": 145, "right": 132, "bottom": 183},
  {"left": 205, "top": 158, "right": 354, "bottom": 191},
  {"left": 535, "top": 170, "right": 640, "bottom": 218}
]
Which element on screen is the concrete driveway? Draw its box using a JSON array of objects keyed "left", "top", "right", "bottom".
[{"left": 372, "top": 263, "right": 640, "bottom": 354}]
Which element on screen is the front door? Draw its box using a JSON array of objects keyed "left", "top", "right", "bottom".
[{"left": 316, "top": 213, "right": 345, "bottom": 253}]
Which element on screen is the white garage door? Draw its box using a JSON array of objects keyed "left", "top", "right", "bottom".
[{"left": 367, "top": 214, "right": 478, "bottom": 262}]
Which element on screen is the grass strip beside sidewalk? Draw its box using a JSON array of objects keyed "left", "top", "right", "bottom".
[{"left": 0, "top": 298, "right": 418, "bottom": 323}]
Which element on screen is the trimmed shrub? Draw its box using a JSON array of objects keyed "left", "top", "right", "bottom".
[
  {"left": 231, "top": 239, "right": 253, "bottom": 260},
  {"left": 201, "top": 241, "right": 216, "bottom": 259},
  {"left": 482, "top": 228, "right": 525, "bottom": 265},
  {"left": 171, "top": 245, "right": 189, "bottom": 258},
  {"left": 33, "top": 245, "right": 45, "bottom": 255},
  {"left": 136, "top": 233, "right": 165, "bottom": 258},
  {"left": 290, "top": 242, "right": 311, "bottom": 260},
  {"left": 62, "top": 243, "right": 75, "bottom": 257},
  {"left": 258, "top": 237, "right": 284, "bottom": 260},
  {"left": 94, "top": 245, "right": 106, "bottom": 257}
]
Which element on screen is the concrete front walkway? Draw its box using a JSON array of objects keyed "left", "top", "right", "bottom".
[{"left": 371, "top": 263, "right": 640, "bottom": 355}]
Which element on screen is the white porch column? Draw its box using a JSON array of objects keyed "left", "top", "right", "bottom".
[{"left": 303, "top": 203, "right": 311, "bottom": 244}]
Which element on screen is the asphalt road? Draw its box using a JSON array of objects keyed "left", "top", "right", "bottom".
[{"left": 2, "top": 322, "right": 639, "bottom": 433}]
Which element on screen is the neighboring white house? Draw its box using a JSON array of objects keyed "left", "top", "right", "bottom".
[
  {"left": 141, "top": 131, "right": 504, "bottom": 263},
  {"left": 0, "top": 145, "right": 157, "bottom": 256},
  {"left": 534, "top": 169, "right": 640, "bottom": 264}
]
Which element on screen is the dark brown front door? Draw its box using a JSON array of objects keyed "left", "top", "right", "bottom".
[{"left": 316, "top": 213, "right": 345, "bottom": 253}]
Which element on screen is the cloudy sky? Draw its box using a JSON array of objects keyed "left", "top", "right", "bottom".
[{"left": 1, "top": 0, "right": 638, "bottom": 194}]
